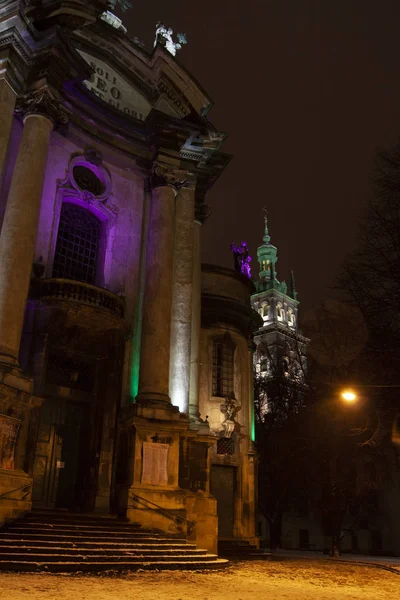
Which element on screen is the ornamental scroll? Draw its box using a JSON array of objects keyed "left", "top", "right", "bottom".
[{"left": 141, "top": 442, "right": 169, "bottom": 485}]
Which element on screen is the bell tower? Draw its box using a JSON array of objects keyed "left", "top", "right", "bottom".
[{"left": 251, "top": 212, "right": 309, "bottom": 418}]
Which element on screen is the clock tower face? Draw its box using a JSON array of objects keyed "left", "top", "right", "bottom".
[{"left": 78, "top": 50, "right": 152, "bottom": 121}]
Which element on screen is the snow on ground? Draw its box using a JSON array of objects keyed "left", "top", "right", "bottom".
[{"left": 0, "top": 559, "right": 399, "bottom": 600}]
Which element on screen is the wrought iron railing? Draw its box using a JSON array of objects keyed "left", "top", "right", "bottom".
[
  {"left": 128, "top": 492, "right": 196, "bottom": 536},
  {"left": 31, "top": 278, "right": 125, "bottom": 319},
  {"left": 0, "top": 483, "right": 32, "bottom": 502}
]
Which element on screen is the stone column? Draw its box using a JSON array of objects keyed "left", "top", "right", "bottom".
[
  {"left": 0, "top": 79, "right": 17, "bottom": 181},
  {"left": 0, "top": 91, "right": 67, "bottom": 365},
  {"left": 189, "top": 219, "right": 202, "bottom": 421},
  {"left": 137, "top": 164, "right": 186, "bottom": 405},
  {"left": 169, "top": 182, "right": 196, "bottom": 413}
]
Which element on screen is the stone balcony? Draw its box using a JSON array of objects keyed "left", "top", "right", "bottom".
[{"left": 29, "top": 278, "right": 128, "bottom": 334}]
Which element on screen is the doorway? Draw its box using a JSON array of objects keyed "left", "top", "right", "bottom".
[
  {"left": 32, "top": 397, "right": 90, "bottom": 509},
  {"left": 210, "top": 465, "right": 236, "bottom": 538}
]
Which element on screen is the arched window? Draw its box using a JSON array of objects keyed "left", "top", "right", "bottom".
[
  {"left": 212, "top": 334, "right": 235, "bottom": 397},
  {"left": 276, "top": 303, "right": 283, "bottom": 320},
  {"left": 282, "top": 357, "right": 290, "bottom": 376},
  {"left": 262, "top": 303, "right": 269, "bottom": 321},
  {"left": 53, "top": 203, "right": 101, "bottom": 284},
  {"left": 260, "top": 357, "right": 269, "bottom": 373}
]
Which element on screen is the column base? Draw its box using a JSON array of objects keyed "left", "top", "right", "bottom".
[
  {"left": 186, "top": 491, "right": 218, "bottom": 554},
  {"left": 134, "top": 394, "right": 183, "bottom": 421},
  {"left": 0, "top": 363, "right": 34, "bottom": 395}
]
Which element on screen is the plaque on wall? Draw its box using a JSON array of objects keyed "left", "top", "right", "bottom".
[
  {"left": 0, "top": 414, "right": 21, "bottom": 470},
  {"left": 141, "top": 442, "right": 169, "bottom": 486}
]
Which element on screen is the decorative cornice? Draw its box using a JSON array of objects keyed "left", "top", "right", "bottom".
[
  {"left": 21, "top": 0, "right": 109, "bottom": 32},
  {"left": 16, "top": 88, "right": 69, "bottom": 126}
]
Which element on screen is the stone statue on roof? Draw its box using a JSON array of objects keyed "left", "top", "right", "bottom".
[
  {"left": 231, "top": 241, "right": 252, "bottom": 279},
  {"left": 154, "top": 23, "right": 187, "bottom": 56},
  {"left": 108, "top": 0, "right": 132, "bottom": 11}
]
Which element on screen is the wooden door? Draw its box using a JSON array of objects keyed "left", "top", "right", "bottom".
[
  {"left": 210, "top": 465, "right": 236, "bottom": 538},
  {"left": 32, "top": 398, "right": 83, "bottom": 508}
]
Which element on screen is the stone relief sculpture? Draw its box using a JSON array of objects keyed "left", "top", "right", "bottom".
[{"left": 220, "top": 394, "right": 241, "bottom": 438}]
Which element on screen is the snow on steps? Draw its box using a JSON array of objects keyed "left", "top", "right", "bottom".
[{"left": 0, "top": 510, "right": 228, "bottom": 572}]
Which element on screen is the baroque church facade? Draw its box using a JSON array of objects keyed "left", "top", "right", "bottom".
[{"left": 0, "top": 0, "right": 260, "bottom": 555}]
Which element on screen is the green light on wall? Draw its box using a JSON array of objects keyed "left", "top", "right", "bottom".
[{"left": 251, "top": 407, "right": 256, "bottom": 442}]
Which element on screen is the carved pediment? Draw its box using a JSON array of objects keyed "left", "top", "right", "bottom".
[{"left": 72, "top": 22, "right": 210, "bottom": 123}]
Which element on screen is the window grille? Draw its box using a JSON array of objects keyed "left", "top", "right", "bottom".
[
  {"left": 53, "top": 203, "right": 101, "bottom": 284},
  {"left": 217, "top": 437, "right": 235, "bottom": 455},
  {"left": 212, "top": 337, "right": 234, "bottom": 397}
]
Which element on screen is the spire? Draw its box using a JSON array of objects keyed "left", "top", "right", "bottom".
[
  {"left": 290, "top": 270, "right": 298, "bottom": 300},
  {"left": 257, "top": 208, "right": 278, "bottom": 282},
  {"left": 263, "top": 209, "right": 271, "bottom": 244}
]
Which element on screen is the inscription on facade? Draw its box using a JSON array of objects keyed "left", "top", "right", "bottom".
[
  {"left": 78, "top": 50, "right": 152, "bottom": 122},
  {"left": 141, "top": 442, "right": 169, "bottom": 485}
]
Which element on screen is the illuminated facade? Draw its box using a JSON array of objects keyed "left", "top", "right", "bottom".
[{"left": 0, "top": 0, "right": 259, "bottom": 555}]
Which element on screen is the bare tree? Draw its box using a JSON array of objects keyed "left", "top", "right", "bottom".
[{"left": 339, "top": 143, "right": 400, "bottom": 345}]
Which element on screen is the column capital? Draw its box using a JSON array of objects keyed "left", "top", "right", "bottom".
[
  {"left": 149, "top": 161, "right": 195, "bottom": 193},
  {"left": 16, "top": 88, "right": 69, "bottom": 128}
]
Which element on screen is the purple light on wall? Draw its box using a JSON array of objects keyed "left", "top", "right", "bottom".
[{"left": 231, "top": 241, "right": 252, "bottom": 279}]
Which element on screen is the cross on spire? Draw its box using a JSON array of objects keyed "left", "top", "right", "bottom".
[{"left": 262, "top": 206, "right": 271, "bottom": 244}]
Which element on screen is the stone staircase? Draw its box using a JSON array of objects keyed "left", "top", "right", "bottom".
[
  {"left": 218, "top": 539, "right": 259, "bottom": 558},
  {"left": 0, "top": 510, "right": 228, "bottom": 572}
]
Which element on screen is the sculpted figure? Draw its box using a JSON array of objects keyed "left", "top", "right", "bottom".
[
  {"left": 108, "top": 0, "right": 132, "bottom": 11},
  {"left": 231, "top": 241, "right": 252, "bottom": 278}
]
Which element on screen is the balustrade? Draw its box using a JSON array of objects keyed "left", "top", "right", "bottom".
[{"left": 31, "top": 278, "right": 125, "bottom": 319}]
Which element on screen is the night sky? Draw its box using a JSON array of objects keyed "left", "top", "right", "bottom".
[{"left": 121, "top": 1, "right": 400, "bottom": 314}]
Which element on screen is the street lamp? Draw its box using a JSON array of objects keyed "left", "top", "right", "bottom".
[{"left": 340, "top": 389, "right": 357, "bottom": 403}]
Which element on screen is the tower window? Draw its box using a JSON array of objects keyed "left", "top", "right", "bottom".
[
  {"left": 212, "top": 335, "right": 235, "bottom": 397},
  {"left": 53, "top": 203, "right": 101, "bottom": 284},
  {"left": 282, "top": 358, "right": 290, "bottom": 376},
  {"left": 262, "top": 303, "right": 269, "bottom": 320},
  {"left": 276, "top": 303, "right": 283, "bottom": 320}
]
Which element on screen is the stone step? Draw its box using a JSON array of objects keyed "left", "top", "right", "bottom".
[
  {"left": 0, "top": 511, "right": 229, "bottom": 572},
  {"left": 0, "top": 532, "right": 183, "bottom": 544},
  {"left": 0, "top": 552, "right": 216, "bottom": 563},
  {"left": 0, "top": 539, "right": 197, "bottom": 550},
  {"left": 25, "top": 513, "right": 138, "bottom": 526},
  {"left": 0, "top": 545, "right": 208, "bottom": 556},
  {"left": 16, "top": 520, "right": 142, "bottom": 531},
  {"left": 5, "top": 525, "right": 161, "bottom": 539},
  {"left": 0, "top": 558, "right": 228, "bottom": 572},
  {"left": 8, "top": 525, "right": 161, "bottom": 537},
  {"left": 218, "top": 540, "right": 259, "bottom": 557}
]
